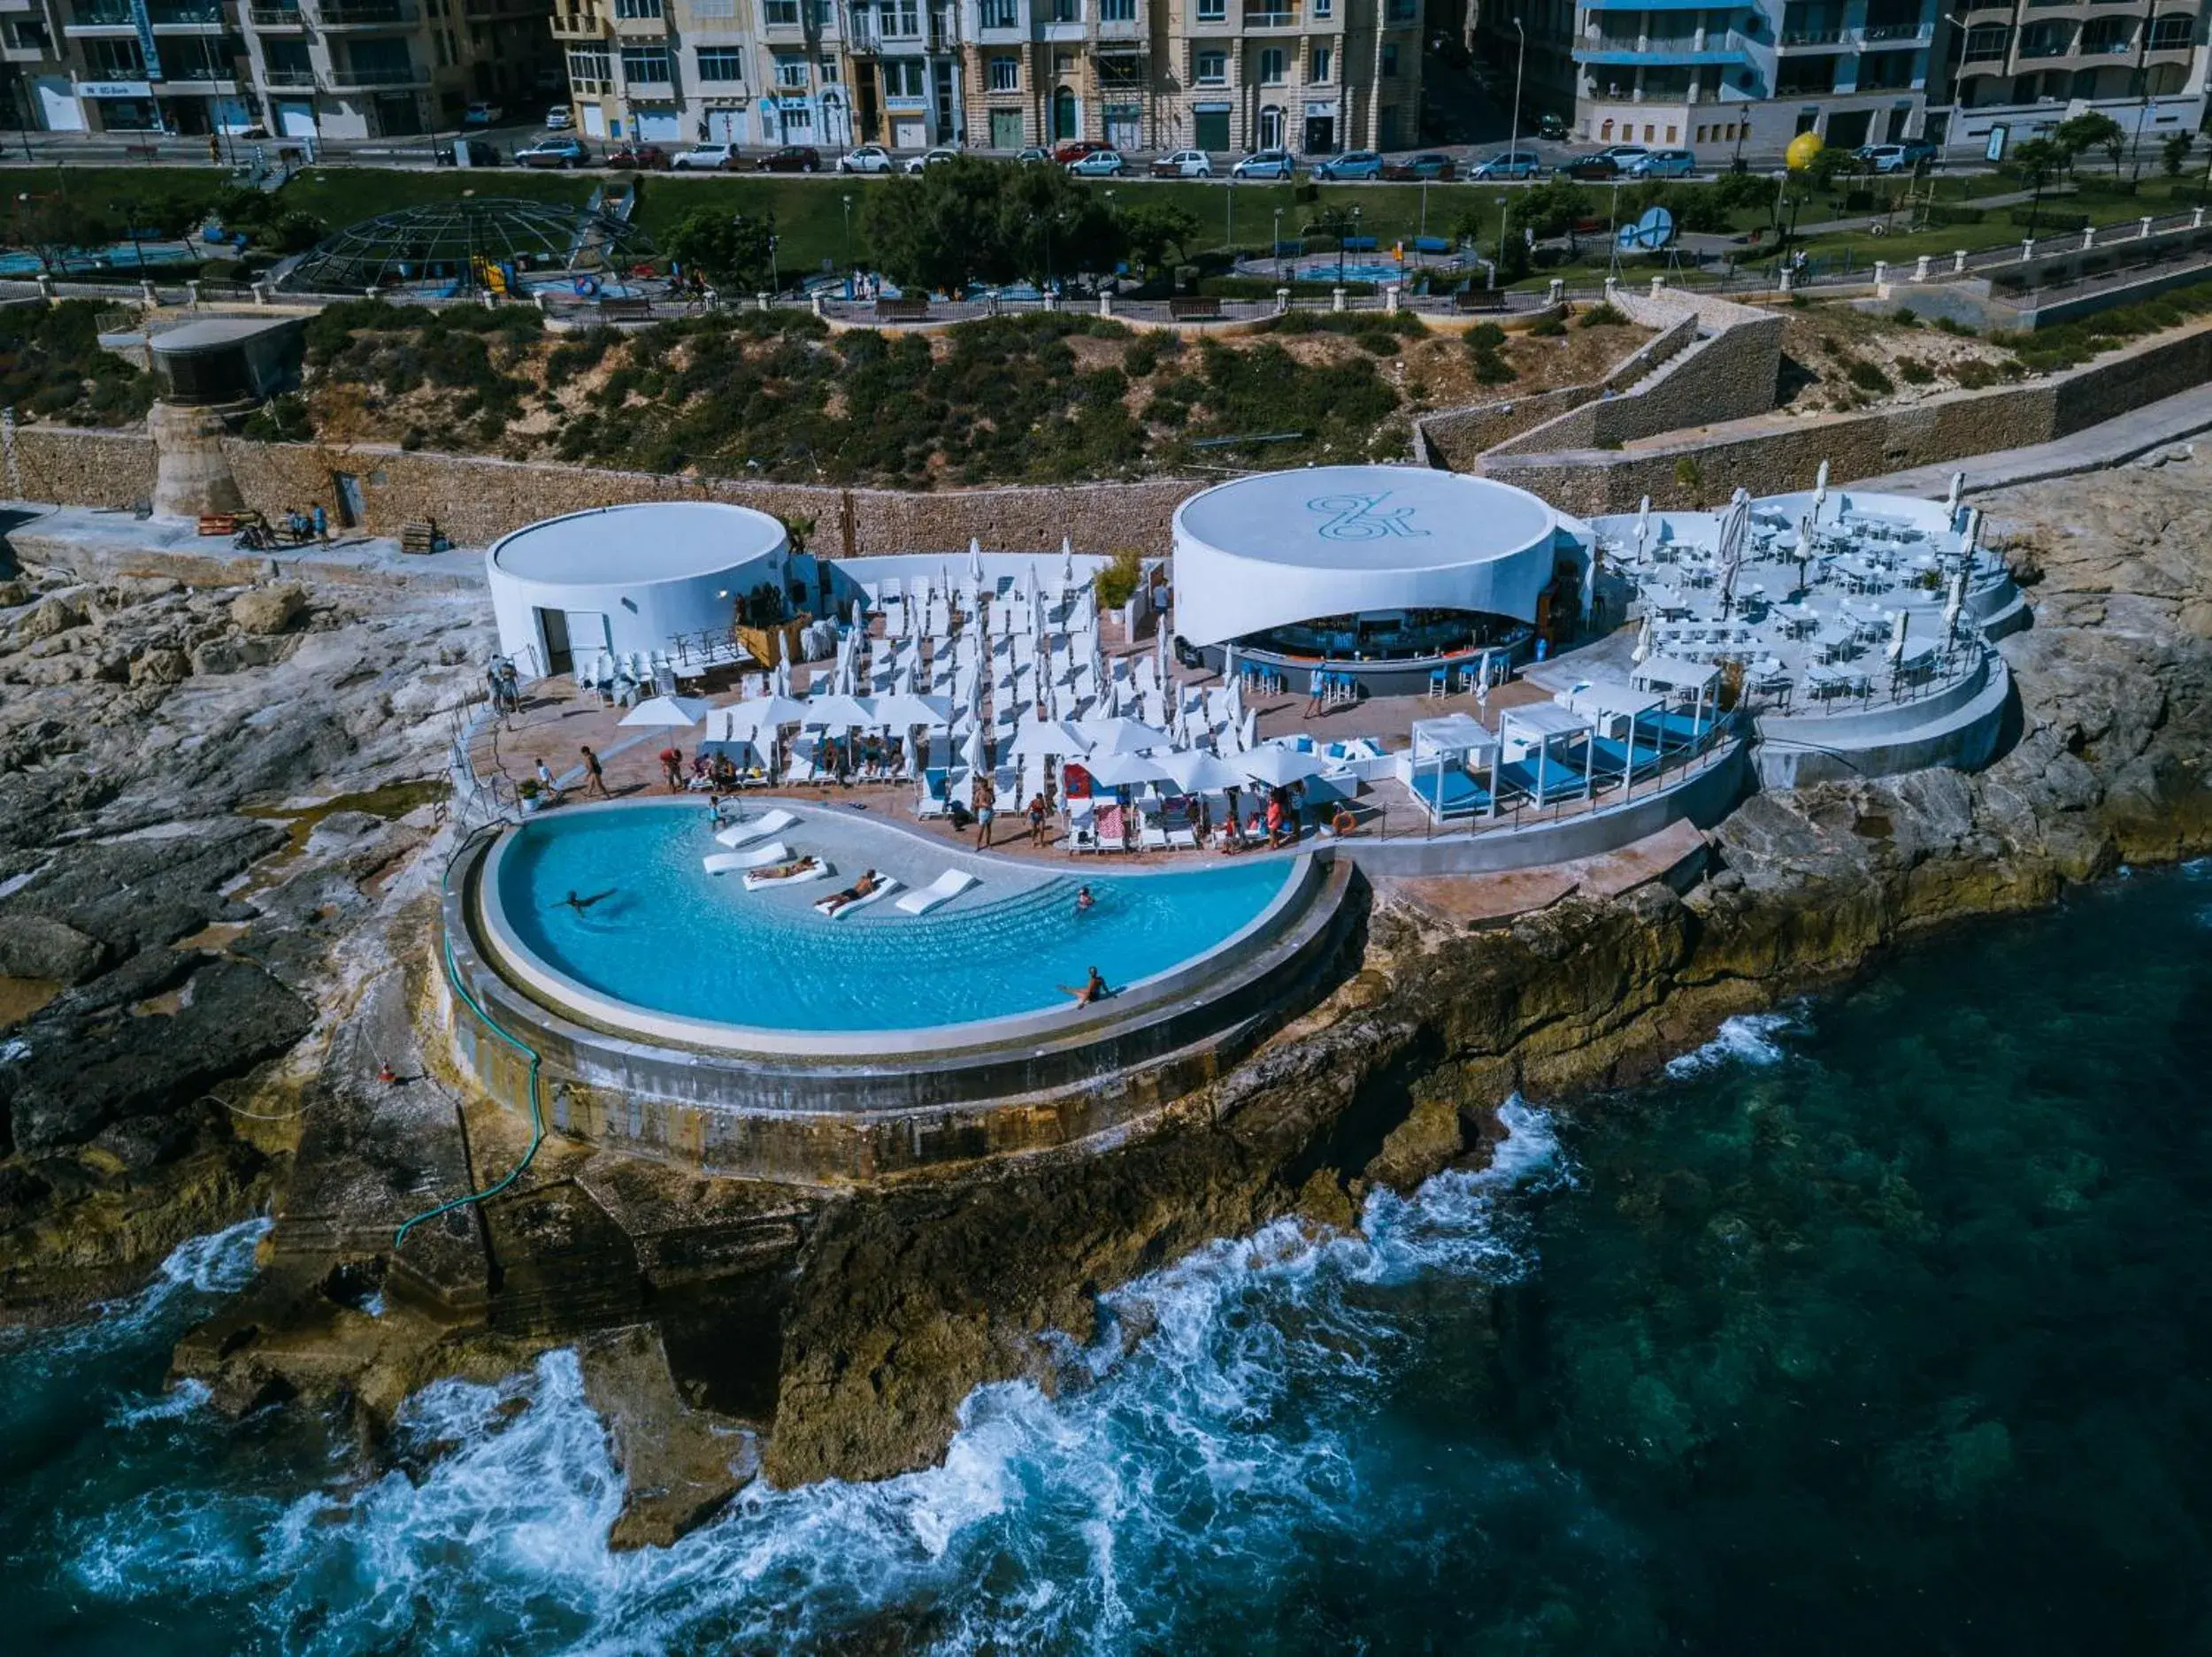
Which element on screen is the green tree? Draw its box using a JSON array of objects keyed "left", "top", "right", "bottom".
[
  {"left": 1118, "top": 200, "right": 1198, "bottom": 272},
  {"left": 12, "top": 195, "right": 115, "bottom": 276},
  {"left": 1509, "top": 176, "right": 1591, "bottom": 241},
  {"left": 2054, "top": 111, "right": 2124, "bottom": 174},
  {"left": 663, "top": 210, "right": 778, "bottom": 294},
  {"left": 2162, "top": 131, "right": 2194, "bottom": 179},
  {"left": 2010, "top": 137, "right": 2064, "bottom": 234},
  {"left": 863, "top": 157, "right": 1125, "bottom": 291}
]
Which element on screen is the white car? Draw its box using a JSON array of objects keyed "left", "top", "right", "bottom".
[
  {"left": 838, "top": 144, "right": 896, "bottom": 174},
  {"left": 670, "top": 141, "right": 741, "bottom": 171},
  {"left": 1151, "top": 148, "right": 1213, "bottom": 178},
  {"left": 902, "top": 145, "right": 961, "bottom": 173},
  {"left": 543, "top": 105, "right": 573, "bottom": 131},
  {"left": 1230, "top": 148, "right": 1297, "bottom": 180}
]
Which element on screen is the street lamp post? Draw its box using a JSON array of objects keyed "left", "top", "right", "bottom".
[
  {"left": 1497, "top": 17, "right": 1525, "bottom": 270},
  {"left": 1420, "top": 176, "right": 1430, "bottom": 237},
  {"left": 841, "top": 192, "right": 853, "bottom": 273},
  {"left": 1273, "top": 206, "right": 1283, "bottom": 277}
]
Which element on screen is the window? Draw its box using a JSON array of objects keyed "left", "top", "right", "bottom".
[
  {"left": 613, "top": 0, "right": 661, "bottom": 18},
  {"left": 774, "top": 52, "right": 808, "bottom": 88},
  {"left": 1054, "top": 48, "right": 1075, "bottom": 72},
  {"left": 764, "top": 0, "right": 798, "bottom": 24},
  {"left": 1385, "top": 0, "right": 1414, "bottom": 19},
  {"left": 884, "top": 57, "right": 926, "bottom": 97},
  {"left": 980, "top": 0, "right": 1018, "bottom": 23},
  {"left": 621, "top": 45, "right": 673, "bottom": 82},
  {"left": 1194, "top": 48, "right": 1225, "bottom": 83},
  {"left": 1380, "top": 42, "right": 1398, "bottom": 76},
  {"left": 1258, "top": 47, "right": 1286, "bottom": 83},
  {"left": 818, "top": 55, "right": 840, "bottom": 81},
  {"left": 1197, "top": 0, "right": 1224, "bottom": 19},
  {"left": 1310, "top": 45, "right": 1331, "bottom": 82},
  {"left": 697, "top": 46, "right": 745, "bottom": 81},
  {"left": 989, "top": 55, "right": 1019, "bottom": 91},
  {"left": 891, "top": 0, "right": 921, "bottom": 33},
  {"left": 783, "top": 104, "right": 813, "bottom": 131},
  {"left": 692, "top": 0, "right": 733, "bottom": 13},
  {"left": 87, "top": 38, "right": 145, "bottom": 77},
  {"left": 1101, "top": 0, "right": 1134, "bottom": 18},
  {"left": 1048, "top": 0, "right": 1080, "bottom": 19},
  {"left": 1311, "top": 0, "right": 1329, "bottom": 14},
  {"left": 2152, "top": 14, "right": 2193, "bottom": 50}
]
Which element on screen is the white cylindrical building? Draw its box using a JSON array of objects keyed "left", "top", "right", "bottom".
[
  {"left": 1171, "top": 465, "right": 1586, "bottom": 695},
  {"left": 486, "top": 502, "right": 791, "bottom": 682}
]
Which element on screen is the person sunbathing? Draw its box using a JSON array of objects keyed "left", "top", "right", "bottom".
[
  {"left": 754, "top": 855, "right": 821, "bottom": 883},
  {"left": 818, "top": 868, "right": 882, "bottom": 916}
]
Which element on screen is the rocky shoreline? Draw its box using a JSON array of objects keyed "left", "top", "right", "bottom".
[{"left": 1, "top": 454, "right": 2208, "bottom": 1546}]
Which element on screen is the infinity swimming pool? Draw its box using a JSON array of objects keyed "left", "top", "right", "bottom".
[{"left": 484, "top": 802, "right": 1301, "bottom": 1037}]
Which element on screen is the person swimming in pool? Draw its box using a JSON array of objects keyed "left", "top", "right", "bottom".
[
  {"left": 560, "top": 888, "right": 616, "bottom": 913},
  {"left": 1074, "top": 885, "right": 1094, "bottom": 916},
  {"left": 1059, "top": 966, "right": 1109, "bottom": 1007}
]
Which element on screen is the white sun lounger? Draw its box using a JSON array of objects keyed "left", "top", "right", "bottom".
[
  {"left": 702, "top": 840, "right": 791, "bottom": 876},
  {"left": 714, "top": 808, "right": 796, "bottom": 848},
  {"left": 743, "top": 860, "right": 830, "bottom": 892},
  {"left": 814, "top": 876, "right": 900, "bottom": 918},
  {"left": 893, "top": 870, "right": 979, "bottom": 916}
]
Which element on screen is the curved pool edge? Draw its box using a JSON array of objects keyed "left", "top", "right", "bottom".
[
  {"left": 472, "top": 796, "right": 1317, "bottom": 1058},
  {"left": 438, "top": 828, "right": 1363, "bottom": 1185}
]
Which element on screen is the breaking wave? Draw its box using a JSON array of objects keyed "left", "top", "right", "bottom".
[
  {"left": 61, "top": 1105, "right": 1575, "bottom": 1655},
  {"left": 1664, "top": 1009, "right": 1805, "bottom": 1078}
]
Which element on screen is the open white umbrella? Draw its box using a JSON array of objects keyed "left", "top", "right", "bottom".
[
  {"left": 720, "top": 694, "right": 810, "bottom": 738},
  {"left": 618, "top": 694, "right": 712, "bottom": 729},
  {"left": 1007, "top": 717, "right": 1087, "bottom": 759},
  {"left": 1085, "top": 750, "right": 1171, "bottom": 789},
  {"left": 805, "top": 693, "right": 878, "bottom": 728},
  {"left": 877, "top": 690, "right": 955, "bottom": 729},
  {"left": 1163, "top": 748, "right": 1250, "bottom": 794},
  {"left": 1240, "top": 745, "right": 1328, "bottom": 787},
  {"left": 1077, "top": 716, "right": 1170, "bottom": 755}
]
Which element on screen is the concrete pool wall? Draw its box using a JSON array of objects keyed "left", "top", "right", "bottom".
[{"left": 440, "top": 822, "right": 1362, "bottom": 1184}]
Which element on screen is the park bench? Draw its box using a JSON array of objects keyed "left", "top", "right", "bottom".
[
  {"left": 873, "top": 295, "right": 930, "bottom": 321},
  {"left": 1169, "top": 295, "right": 1224, "bottom": 321},
  {"left": 1412, "top": 235, "right": 1452, "bottom": 257},
  {"left": 1451, "top": 288, "right": 1510, "bottom": 314},
  {"left": 595, "top": 295, "right": 654, "bottom": 322}
]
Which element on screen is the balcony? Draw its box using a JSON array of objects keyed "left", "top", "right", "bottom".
[
  {"left": 1575, "top": 27, "right": 1753, "bottom": 66},
  {"left": 1242, "top": 5, "right": 1300, "bottom": 28},
  {"left": 1778, "top": 27, "right": 1850, "bottom": 50},
  {"left": 148, "top": 2, "right": 227, "bottom": 26},
  {"left": 549, "top": 8, "right": 604, "bottom": 35},
  {"left": 1859, "top": 21, "right": 1932, "bottom": 42},
  {"left": 247, "top": 5, "right": 306, "bottom": 27},
  {"left": 316, "top": 0, "right": 418, "bottom": 25},
  {"left": 2, "top": 37, "right": 48, "bottom": 59},
  {"left": 259, "top": 64, "right": 319, "bottom": 85},
  {"left": 326, "top": 61, "right": 428, "bottom": 87},
  {"left": 62, "top": 1, "right": 140, "bottom": 34}
]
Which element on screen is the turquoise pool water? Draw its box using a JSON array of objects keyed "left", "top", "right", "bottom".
[{"left": 490, "top": 804, "right": 1297, "bottom": 1032}]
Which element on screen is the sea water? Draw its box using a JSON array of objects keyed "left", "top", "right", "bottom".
[{"left": 5, "top": 863, "right": 2210, "bottom": 1653}]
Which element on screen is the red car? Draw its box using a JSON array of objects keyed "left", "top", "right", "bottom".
[
  {"left": 757, "top": 144, "right": 823, "bottom": 173},
  {"left": 1052, "top": 138, "right": 1110, "bottom": 165},
  {"left": 604, "top": 142, "right": 670, "bottom": 170}
]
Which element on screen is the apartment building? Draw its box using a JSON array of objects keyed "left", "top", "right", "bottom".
[
  {"left": 1932, "top": 0, "right": 2210, "bottom": 157},
  {"left": 1476, "top": 0, "right": 1943, "bottom": 155},
  {"left": 553, "top": 1, "right": 961, "bottom": 150},
  {"left": 0, "top": 0, "right": 553, "bottom": 139},
  {"left": 955, "top": 0, "right": 1420, "bottom": 155}
]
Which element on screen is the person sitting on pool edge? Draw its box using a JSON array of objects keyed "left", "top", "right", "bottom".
[
  {"left": 1058, "top": 966, "right": 1110, "bottom": 1008},
  {"left": 818, "top": 868, "right": 883, "bottom": 917}
]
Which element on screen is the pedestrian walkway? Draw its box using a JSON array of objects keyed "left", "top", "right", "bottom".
[{"left": 1862, "top": 380, "right": 2212, "bottom": 498}]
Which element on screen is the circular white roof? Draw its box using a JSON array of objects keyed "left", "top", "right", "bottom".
[
  {"left": 1171, "top": 466, "right": 1571, "bottom": 650},
  {"left": 488, "top": 502, "right": 787, "bottom": 587},
  {"left": 1174, "top": 466, "right": 1555, "bottom": 572}
]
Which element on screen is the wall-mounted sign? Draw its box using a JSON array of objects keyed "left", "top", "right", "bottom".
[
  {"left": 1985, "top": 124, "right": 2008, "bottom": 163},
  {"left": 75, "top": 81, "right": 154, "bottom": 99}
]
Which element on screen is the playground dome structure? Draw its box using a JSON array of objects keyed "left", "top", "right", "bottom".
[{"left": 276, "top": 198, "right": 656, "bottom": 300}]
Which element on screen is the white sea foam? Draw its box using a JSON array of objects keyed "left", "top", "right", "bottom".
[
  {"left": 1664, "top": 1010, "right": 1803, "bottom": 1078},
  {"left": 109, "top": 1377, "right": 212, "bottom": 1429},
  {"left": 64, "top": 1111, "right": 1572, "bottom": 1655}
]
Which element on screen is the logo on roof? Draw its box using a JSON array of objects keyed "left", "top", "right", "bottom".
[{"left": 1307, "top": 492, "right": 1427, "bottom": 541}]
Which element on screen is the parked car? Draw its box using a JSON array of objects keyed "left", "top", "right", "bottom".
[
  {"left": 434, "top": 138, "right": 504, "bottom": 167},
  {"left": 1468, "top": 149, "right": 1541, "bottom": 179},
  {"left": 518, "top": 134, "right": 590, "bottom": 169},
  {"left": 1382, "top": 151, "right": 1456, "bottom": 180},
  {"left": 604, "top": 142, "right": 671, "bottom": 170},
  {"left": 1858, "top": 139, "right": 1937, "bottom": 173},
  {"left": 671, "top": 141, "right": 742, "bottom": 171},
  {"left": 757, "top": 144, "right": 824, "bottom": 173},
  {"left": 1311, "top": 150, "right": 1383, "bottom": 180},
  {"left": 463, "top": 101, "right": 503, "bottom": 127},
  {"left": 1152, "top": 148, "right": 1214, "bottom": 178},
  {"left": 838, "top": 143, "right": 896, "bottom": 173},
  {"left": 1066, "top": 148, "right": 1126, "bottom": 176},
  {"left": 543, "top": 106, "right": 573, "bottom": 131},
  {"left": 1626, "top": 148, "right": 1697, "bottom": 179},
  {"left": 1052, "top": 138, "right": 1110, "bottom": 165},
  {"left": 1595, "top": 144, "right": 1651, "bottom": 167},
  {"left": 1561, "top": 152, "right": 1623, "bottom": 180},
  {"left": 1230, "top": 148, "right": 1297, "bottom": 180},
  {"left": 1016, "top": 145, "right": 1052, "bottom": 164},
  {"left": 903, "top": 145, "right": 961, "bottom": 173},
  {"left": 1536, "top": 111, "right": 1569, "bottom": 142}
]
